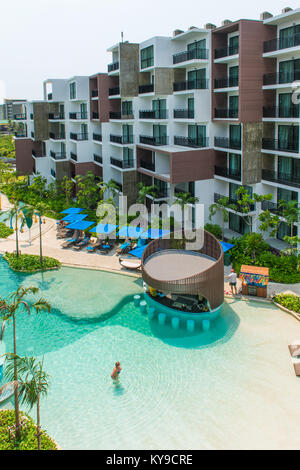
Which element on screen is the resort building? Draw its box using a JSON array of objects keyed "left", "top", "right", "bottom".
[{"left": 14, "top": 7, "right": 300, "bottom": 240}]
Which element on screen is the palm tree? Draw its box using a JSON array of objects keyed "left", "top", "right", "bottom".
[
  {"left": 209, "top": 196, "right": 232, "bottom": 241},
  {"left": 278, "top": 199, "right": 300, "bottom": 239},
  {"left": 5, "top": 355, "right": 50, "bottom": 450},
  {"left": 34, "top": 203, "right": 54, "bottom": 266},
  {"left": 99, "top": 179, "right": 120, "bottom": 200},
  {"left": 6, "top": 200, "right": 26, "bottom": 257},
  {"left": 0, "top": 287, "right": 51, "bottom": 440},
  {"left": 136, "top": 182, "right": 157, "bottom": 205}
]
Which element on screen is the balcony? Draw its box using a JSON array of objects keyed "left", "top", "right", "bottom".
[
  {"left": 50, "top": 151, "right": 67, "bottom": 160},
  {"left": 32, "top": 149, "right": 45, "bottom": 158},
  {"left": 13, "top": 114, "right": 26, "bottom": 120},
  {"left": 214, "top": 193, "right": 255, "bottom": 212},
  {"left": 214, "top": 166, "right": 241, "bottom": 181},
  {"left": 49, "top": 132, "right": 65, "bottom": 140},
  {"left": 262, "top": 138, "right": 299, "bottom": 153},
  {"left": 215, "top": 108, "right": 238, "bottom": 119},
  {"left": 174, "top": 136, "right": 209, "bottom": 148},
  {"left": 139, "top": 160, "right": 155, "bottom": 172},
  {"left": 111, "top": 180, "right": 123, "bottom": 192},
  {"left": 108, "top": 61, "right": 119, "bottom": 73},
  {"left": 93, "top": 133, "right": 102, "bottom": 142},
  {"left": 263, "top": 71, "right": 300, "bottom": 86},
  {"left": 173, "top": 109, "right": 194, "bottom": 119},
  {"left": 92, "top": 112, "right": 99, "bottom": 119},
  {"left": 173, "top": 79, "right": 208, "bottom": 92},
  {"left": 263, "top": 106, "right": 299, "bottom": 118},
  {"left": 261, "top": 199, "right": 284, "bottom": 215},
  {"left": 173, "top": 48, "right": 209, "bottom": 64},
  {"left": 48, "top": 113, "right": 65, "bottom": 120},
  {"left": 69, "top": 112, "right": 88, "bottom": 120},
  {"left": 139, "top": 135, "right": 168, "bottom": 146},
  {"left": 14, "top": 132, "right": 27, "bottom": 138},
  {"left": 110, "top": 157, "right": 134, "bottom": 169},
  {"left": 70, "top": 152, "right": 77, "bottom": 161},
  {"left": 139, "top": 110, "right": 167, "bottom": 119},
  {"left": 262, "top": 169, "right": 300, "bottom": 188},
  {"left": 70, "top": 132, "right": 88, "bottom": 141},
  {"left": 149, "top": 188, "right": 170, "bottom": 200},
  {"left": 109, "top": 112, "right": 134, "bottom": 120},
  {"left": 91, "top": 89, "right": 98, "bottom": 97},
  {"left": 214, "top": 45, "right": 239, "bottom": 59},
  {"left": 93, "top": 154, "right": 103, "bottom": 164},
  {"left": 139, "top": 84, "right": 154, "bottom": 94},
  {"left": 214, "top": 77, "right": 239, "bottom": 89},
  {"left": 214, "top": 137, "right": 241, "bottom": 150},
  {"left": 110, "top": 134, "right": 134, "bottom": 144},
  {"left": 109, "top": 86, "right": 120, "bottom": 96},
  {"left": 263, "top": 33, "right": 300, "bottom": 53}
]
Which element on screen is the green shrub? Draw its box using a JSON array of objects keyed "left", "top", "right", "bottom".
[
  {"left": 274, "top": 293, "right": 300, "bottom": 313},
  {"left": 4, "top": 253, "right": 61, "bottom": 273},
  {"left": 204, "top": 223, "right": 222, "bottom": 240},
  {"left": 0, "top": 222, "right": 13, "bottom": 238},
  {"left": 0, "top": 410, "right": 57, "bottom": 450}
]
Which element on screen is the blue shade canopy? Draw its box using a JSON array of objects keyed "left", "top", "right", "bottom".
[
  {"left": 61, "top": 208, "right": 84, "bottom": 214},
  {"left": 67, "top": 220, "right": 95, "bottom": 230},
  {"left": 220, "top": 241, "right": 234, "bottom": 253},
  {"left": 117, "top": 225, "right": 144, "bottom": 238},
  {"left": 128, "top": 244, "right": 149, "bottom": 258},
  {"left": 140, "top": 228, "right": 170, "bottom": 239},
  {"left": 90, "top": 223, "right": 118, "bottom": 234},
  {"left": 61, "top": 213, "right": 87, "bottom": 222}
]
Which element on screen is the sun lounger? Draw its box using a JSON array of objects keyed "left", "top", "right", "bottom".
[
  {"left": 288, "top": 343, "right": 300, "bottom": 376},
  {"left": 119, "top": 257, "right": 141, "bottom": 270},
  {"left": 86, "top": 240, "right": 103, "bottom": 253},
  {"left": 288, "top": 344, "right": 300, "bottom": 357},
  {"left": 61, "top": 238, "right": 78, "bottom": 249},
  {"left": 73, "top": 237, "right": 90, "bottom": 251}
]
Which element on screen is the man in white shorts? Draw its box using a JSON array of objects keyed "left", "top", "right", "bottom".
[{"left": 227, "top": 268, "right": 238, "bottom": 295}]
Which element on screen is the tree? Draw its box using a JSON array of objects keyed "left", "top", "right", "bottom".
[
  {"left": 5, "top": 355, "right": 50, "bottom": 450},
  {"left": 99, "top": 179, "right": 119, "bottom": 200},
  {"left": 6, "top": 200, "right": 26, "bottom": 257},
  {"left": 75, "top": 171, "right": 101, "bottom": 210},
  {"left": 30, "top": 175, "right": 47, "bottom": 200},
  {"left": 258, "top": 210, "right": 280, "bottom": 239},
  {"left": 0, "top": 287, "right": 51, "bottom": 440},
  {"left": 209, "top": 196, "right": 236, "bottom": 240},
  {"left": 278, "top": 199, "right": 300, "bottom": 241},
  {"left": 136, "top": 182, "right": 157, "bottom": 205},
  {"left": 60, "top": 176, "right": 74, "bottom": 205}
]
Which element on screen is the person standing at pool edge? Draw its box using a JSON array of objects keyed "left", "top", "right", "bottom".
[
  {"left": 227, "top": 269, "right": 238, "bottom": 295},
  {"left": 111, "top": 361, "right": 122, "bottom": 381}
]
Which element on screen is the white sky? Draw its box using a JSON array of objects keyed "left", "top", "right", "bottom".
[{"left": 1, "top": 0, "right": 299, "bottom": 100}]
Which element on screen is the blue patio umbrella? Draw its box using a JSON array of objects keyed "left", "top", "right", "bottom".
[
  {"left": 60, "top": 208, "right": 84, "bottom": 214},
  {"left": 61, "top": 213, "right": 87, "bottom": 223},
  {"left": 140, "top": 228, "right": 170, "bottom": 239},
  {"left": 67, "top": 220, "right": 95, "bottom": 231},
  {"left": 117, "top": 225, "right": 144, "bottom": 239},
  {"left": 90, "top": 223, "right": 118, "bottom": 235},
  {"left": 128, "top": 244, "right": 149, "bottom": 258},
  {"left": 220, "top": 241, "right": 234, "bottom": 253}
]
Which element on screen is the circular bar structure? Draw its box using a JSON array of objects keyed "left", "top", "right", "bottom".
[{"left": 141, "top": 229, "right": 224, "bottom": 311}]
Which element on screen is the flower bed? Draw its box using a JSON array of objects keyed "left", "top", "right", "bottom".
[
  {"left": 273, "top": 293, "right": 300, "bottom": 314},
  {"left": 4, "top": 253, "right": 61, "bottom": 273}
]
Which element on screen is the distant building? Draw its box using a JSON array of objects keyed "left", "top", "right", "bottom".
[{"left": 2, "top": 99, "right": 27, "bottom": 121}]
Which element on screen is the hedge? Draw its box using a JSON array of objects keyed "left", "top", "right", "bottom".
[
  {"left": 273, "top": 293, "right": 300, "bottom": 314},
  {"left": 4, "top": 253, "right": 61, "bottom": 273},
  {"left": 0, "top": 222, "right": 13, "bottom": 238}
]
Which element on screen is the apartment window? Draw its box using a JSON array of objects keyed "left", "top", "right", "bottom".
[
  {"left": 123, "top": 147, "right": 133, "bottom": 165},
  {"left": 187, "top": 39, "right": 206, "bottom": 59},
  {"left": 152, "top": 99, "right": 166, "bottom": 119},
  {"left": 229, "top": 66, "right": 239, "bottom": 86},
  {"left": 229, "top": 213, "right": 249, "bottom": 235},
  {"left": 277, "top": 221, "right": 297, "bottom": 240},
  {"left": 187, "top": 68, "right": 206, "bottom": 89},
  {"left": 278, "top": 125, "right": 299, "bottom": 150},
  {"left": 229, "top": 96, "right": 239, "bottom": 118},
  {"left": 154, "top": 178, "right": 168, "bottom": 197},
  {"left": 59, "top": 104, "right": 64, "bottom": 116},
  {"left": 188, "top": 125, "right": 206, "bottom": 145},
  {"left": 229, "top": 124, "right": 241, "bottom": 147},
  {"left": 122, "top": 125, "right": 133, "bottom": 144},
  {"left": 59, "top": 123, "right": 65, "bottom": 139},
  {"left": 80, "top": 103, "right": 87, "bottom": 118},
  {"left": 278, "top": 156, "right": 300, "bottom": 180},
  {"left": 122, "top": 101, "right": 133, "bottom": 116},
  {"left": 141, "top": 45, "right": 154, "bottom": 69},
  {"left": 153, "top": 125, "right": 167, "bottom": 145},
  {"left": 229, "top": 183, "right": 252, "bottom": 202},
  {"left": 70, "top": 82, "right": 76, "bottom": 100},
  {"left": 60, "top": 142, "right": 66, "bottom": 155},
  {"left": 279, "top": 59, "right": 300, "bottom": 83},
  {"left": 81, "top": 123, "right": 88, "bottom": 138},
  {"left": 278, "top": 93, "right": 299, "bottom": 117},
  {"left": 279, "top": 25, "right": 300, "bottom": 49},
  {"left": 229, "top": 35, "right": 239, "bottom": 54},
  {"left": 229, "top": 153, "right": 241, "bottom": 177}
]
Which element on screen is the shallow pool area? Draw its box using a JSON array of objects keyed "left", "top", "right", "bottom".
[{"left": 1, "top": 257, "right": 300, "bottom": 450}]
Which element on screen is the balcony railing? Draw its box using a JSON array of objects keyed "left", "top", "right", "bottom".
[
  {"left": 110, "top": 134, "right": 134, "bottom": 144},
  {"left": 173, "top": 109, "right": 194, "bottom": 119},
  {"left": 49, "top": 132, "right": 65, "bottom": 140},
  {"left": 32, "top": 149, "right": 45, "bottom": 158},
  {"left": 109, "top": 86, "right": 120, "bottom": 96},
  {"left": 70, "top": 152, "right": 77, "bottom": 161},
  {"left": 93, "top": 133, "right": 102, "bottom": 142},
  {"left": 261, "top": 200, "right": 284, "bottom": 215},
  {"left": 93, "top": 154, "right": 103, "bottom": 164},
  {"left": 139, "top": 135, "right": 168, "bottom": 146},
  {"left": 214, "top": 77, "right": 239, "bottom": 88},
  {"left": 263, "top": 71, "right": 300, "bottom": 86},
  {"left": 69, "top": 112, "right": 88, "bottom": 119},
  {"left": 139, "top": 110, "right": 167, "bottom": 119},
  {"left": 110, "top": 157, "right": 134, "bottom": 169},
  {"left": 173, "top": 48, "right": 209, "bottom": 64},
  {"left": 263, "top": 33, "right": 300, "bottom": 53},
  {"left": 92, "top": 112, "right": 99, "bottom": 119},
  {"left": 214, "top": 166, "right": 241, "bottom": 181},
  {"left": 14, "top": 132, "right": 27, "bottom": 138},
  {"left": 108, "top": 61, "right": 119, "bottom": 73},
  {"left": 139, "top": 160, "right": 155, "bottom": 172},
  {"left": 214, "top": 137, "right": 241, "bottom": 150},
  {"left": 215, "top": 108, "right": 238, "bottom": 119},
  {"left": 48, "top": 113, "right": 65, "bottom": 120},
  {"left": 139, "top": 83, "right": 154, "bottom": 94},
  {"left": 91, "top": 89, "right": 98, "bottom": 97},
  {"left": 70, "top": 132, "right": 88, "bottom": 141},
  {"left": 14, "top": 114, "right": 26, "bottom": 120},
  {"left": 262, "top": 169, "right": 300, "bottom": 188},
  {"left": 214, "top": 45, "right": 239, "bottom": 59},
  {"left": 263, "top": 106, "right": 300, "bottom": 118},
  {"left": 262, "top": 138, "right": 299, "bottom": 153},
  {"left": 109, "top": 112, "right": 134, "bottom": 120},
  {"left": 214, "top": 193, "right": 255, "bottom": 212},
  {"left": 50, "top": 151, "right": 67, "bottom": 160},
  {"left": 173, "top": 79, "right": 208, "bottom": 91},
  {"left": 150, "top": 189, "right": 170, "bottom": 199},
  {"left": 174, "top": 136, "right": 209, "bottom": 148}
]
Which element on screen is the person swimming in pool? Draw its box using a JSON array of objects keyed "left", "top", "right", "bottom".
[{"left": 111, "top": 361, "right": 122, "bottom": 381}]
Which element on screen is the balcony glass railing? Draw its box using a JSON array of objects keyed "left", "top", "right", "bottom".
[
  {"left": 109, "top": 86, "right": 120, "bottom": 96},
  {"left": 110, "top": 157, "right": 134, "bottom": 169},
  {"left": 263, "top": 71, "right": 300, "bottom": 86},
  {"left": 32, "top": 149, "right": 45, "bottom": 158},
  {"left": 261, "top": 199, "right": 284, "bottom": 215},
  {"left": 109, "top": 112, "right": 134, "bottom": 120},
  {"left": 173, "top": 109, "right": 194, "bottom": 119},
  {"left": 263, "top": 106, "right": 300, "bottom": 118},
  {"left": 49, "top": 132, "right": 65, "bottom": 140},
  {"left": 262, "top": 138, "right": 299, "bottom": 153},
  {"left": 214, "top": 137, "right": 241, "bottom": 150},
  {"left": 139, "top": 160, "right": 155, "bottom": 172},
  {"left": 48, "top": 113, "right": 65, "bottom": 120},
  {"left": 173, "top": 79, "right": 208, "bottom": 91},
  {"left": 214, "top": 193, "right": 255, "bottom": 212},
  {"left": 138, "top": 84, "right": 154, "bottom": 94},
  {"left": 110, "top": 134, "right": 134, "bottom": 144},
  {"left": 174, "top": 136, "right": 209, "bottom": 148},
  {"left": 262, "top": 169, "right": 300, "bottom": 188},
  {"left": 214, "top": 166, "right": 241, "bottom": 181},
  {"left": 139, "top": 110, "right": 167, "bottom": 119},
  {"left": 214, "top": 45, "right": 239, "bottom": 59},
  {"left": 70, "top": 132, "right": 88, "bottom": 141},
  {"left": 139, "top": 135, "right": 168, "bottom": 146},
  {"left": 173, "top": 48, "right": 209, "bottom": 64},
  {"left": 50, "top": 151, "right": 67, "bottom": 160},
  {"left": 214, "top": 77, "right": 239, "bottom": 88},
  {"left": 263, "top": 33, "right": 300, "bottom": 53},
  {"left": 108, "top": 61, "right": 119, "bottom": 73},
  {"left": 215, "top": 108, "right": 238, "bottom": 119},
  {"left": 69, "top": 112, "right": 88, "bottom": 119}
]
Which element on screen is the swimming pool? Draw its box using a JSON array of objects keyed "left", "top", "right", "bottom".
[{"left": 1, "top": 257, "right": 300, "bottom": 450}]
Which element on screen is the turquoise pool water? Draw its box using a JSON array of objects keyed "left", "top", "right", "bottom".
[{"left": 1, "top": 257, "right": 300, "bottom": 450}]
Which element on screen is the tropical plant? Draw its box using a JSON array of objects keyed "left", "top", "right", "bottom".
[
  {"left": 99, "top": 179, "right": 120, "bottom": 200},
  {"left": 75, "top": 171, "right": 102, "bottom": 210},
  {"left": 278, "top": 199, "right": 300, "bottom": 252},
  {"left": 0, "top": 287, "right": 51, "bottom": 440},
  {"left": 5, "top": 355, "right": 50, "bottom": 450},
  {"left": 258, "top": 210, "right": 280, "bottom": 239},
  {"left": 136, "top": 182, "right": 157, "bottom": 205},
  {"left": 60, "top": 176, "right": 74, "bottom": 205},
  {"left": 209, "top": 195, "right": 235, "bottom": 240}
]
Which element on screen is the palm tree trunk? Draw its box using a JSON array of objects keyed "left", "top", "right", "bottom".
[
  {"left": 13, "top": 314, "right": 21, "bottom": 440},
  {"left": 15, "top": 217, "right": 19, "bottom": 258},
  {"left": 39, "top": 218, "right": 43, "bottom": 266},
  {"left": 37, "top": 394, "right": 41, "bottom": 450}
]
